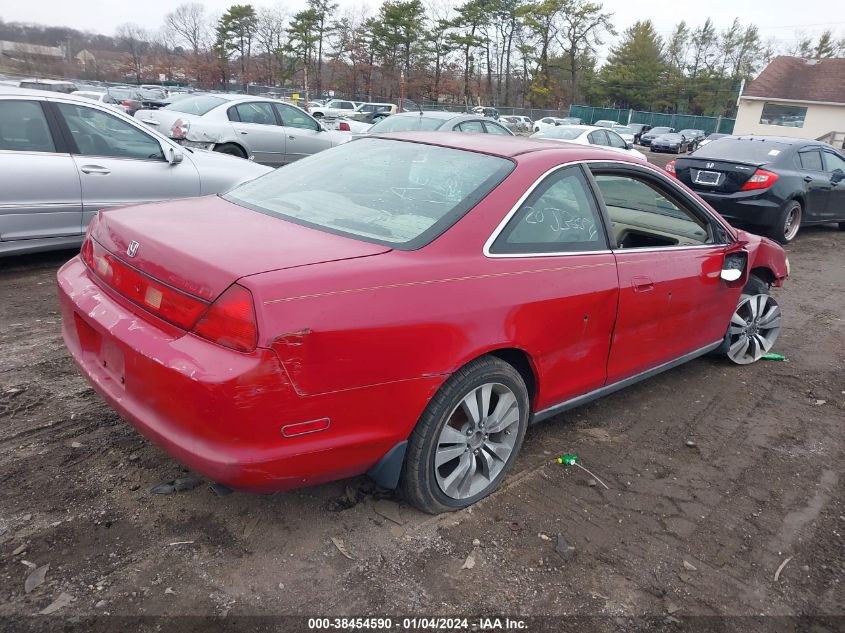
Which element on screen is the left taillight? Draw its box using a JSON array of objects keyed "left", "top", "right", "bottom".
[
  {"left": 81, "top": 237, "right": 209, "bottom": 330},
  {"left": 191, "top": 284, "right": 258, "bottom": 353},
  {"left": 338, "top": 121, "right": 351, "bottom": 131},
  {"left": 665, "top": 159, "right": 677, "bottom": 176},
  {"left": 740, "top": 169, "right": 779, "bottom": 191},
  {"left": 170, "top": 118, "right": 189, "bottom": 139}
]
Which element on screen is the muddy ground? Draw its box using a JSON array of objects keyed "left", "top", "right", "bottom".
[{"left": 0, "top": 152, "right": 842, "bottom": 632}]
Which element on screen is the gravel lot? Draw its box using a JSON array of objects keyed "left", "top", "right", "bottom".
[{"left": 0, "top": 151, "right": 842, "bottom": 631}]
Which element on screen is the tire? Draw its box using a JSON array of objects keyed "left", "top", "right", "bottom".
[
  {"left": 838, "top": 221, "right": 845, "bottom": 231},
  {"left": 716, "top": 275, "right": 782, "bottom": 364},
  {"left": 766, "top": 199, "right": 802, "bottom": 244},
  {"left": 213, "top": 143, "right": 247, "bottom": 159},
  {"left": 400, "top": 356, "right": 530, "bottom": 514},
  {"left": 313, "top": 112, "right": 324, "bottom": 118}
]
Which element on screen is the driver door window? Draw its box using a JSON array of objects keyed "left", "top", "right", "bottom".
[
  {"left": 274, "top": 103, "right": 319, "bottom": 131},
  {"left": 57, "top": 103, "right": 164, "bottom": 160},
  {"left": 592, "top": 174, "right": 711, "bottom": 248},
  {"left": 490, "top": 166, "right": 606, "bottom": 254},
  {"left": 606, "top": 131, "right": 626, "bottom": 149}
]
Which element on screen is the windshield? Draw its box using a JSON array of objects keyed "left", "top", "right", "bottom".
[
  {"left": 535, "top": 127, "right": 583, "bottom": 140},
  {"left": 224, "top": 138, "right": 513, "bottom": 249},
  {"left": 649, "top": 127, "right": 672, "bottom": 134},
  {"left": 693, "top": 138, "right": 791, "bottom": 163},
  {"left": 163, "top": 95, "right": 226, "bottom": 115},
  {"left": 614, "top": 126, "right": 633, "bottom": 134},
  {"left": 369, "top": 115, "right": 446, "bottom": 133}
]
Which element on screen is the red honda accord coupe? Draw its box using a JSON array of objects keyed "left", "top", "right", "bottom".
[{"left": 58, "top": 133, "right": 788, "bottom": 513}]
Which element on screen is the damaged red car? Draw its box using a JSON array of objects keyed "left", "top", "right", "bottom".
[{"left": 58, "top": 133, "right": 789, "bottom": 513}]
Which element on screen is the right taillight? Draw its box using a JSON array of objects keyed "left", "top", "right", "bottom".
[
  {"left": 191, "top": 284, "right": 258, "bottom": 353},
  {"left": 665, "top": 160, "right": 676, "bottom": 176},
  {"left": 740, "top": 169, "right": 779, "bottom": 191}
]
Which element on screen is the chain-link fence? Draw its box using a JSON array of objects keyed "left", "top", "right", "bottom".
[{"left": 568, "top": 105, "right": 736, "bottom": 134}]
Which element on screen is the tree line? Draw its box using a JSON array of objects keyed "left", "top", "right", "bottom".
[{"left": 2, "top": 7, "right": 843, "bottom": 116}]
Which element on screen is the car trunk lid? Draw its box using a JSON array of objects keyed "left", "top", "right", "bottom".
[
  {"left": 674, "top": 157, "right": 767, "bottom": 194},
  {"left": 89, "top": 195, "right": 391, "bottom": 303}
]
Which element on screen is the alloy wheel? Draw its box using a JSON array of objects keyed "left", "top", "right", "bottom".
[
  {"left": 434, "top": 382, "right": 520, "bottom": 500},
  {"left": 783, "top": 205, "right": 801, "bottom": 242},
  {"left": 726, "top": 294, "right": 782, "bottom": 364}
]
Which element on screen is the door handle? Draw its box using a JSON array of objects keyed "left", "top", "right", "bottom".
[
  {"left": 288, "top": 135, "right": 297, "bottom": 140},
  {"left": 239, "top": 131, "right": 248, "bottom": 135},
  {"left": 80, "top": 165, "right": 111, "bottom": 175},
  {"left": 632, "top": 276, "right": 654, "bottom": 292},
  {"left": 803, "top": 175, "right": 814, "bottom": 183}
]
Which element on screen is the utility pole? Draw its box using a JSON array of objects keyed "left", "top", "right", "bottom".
[
  {"left": 304, "top": 64, "right": 310, "bottom": 110},
  {"left": 399, "top": 70, "right": 405, "bottom": 112}
]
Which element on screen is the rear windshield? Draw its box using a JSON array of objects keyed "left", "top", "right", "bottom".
[
  {"left": 224, "top": 138, "right": 513, "bottom": 249},
  {"left": 163, "top": 95, "right": 226, "bottom": 115},
  {"left": 535, "top": 127, "right": 582, "bottom": 140},
  {"left": 368, "top": 116, "right": 445, "bottom": 133},
  {"left": 694, "top": 138, "right": 791, "bottom": 163}
]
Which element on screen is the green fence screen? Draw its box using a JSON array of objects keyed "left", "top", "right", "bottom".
[{"left": 568, "top": 105, "right": 735, "bottom": 134}]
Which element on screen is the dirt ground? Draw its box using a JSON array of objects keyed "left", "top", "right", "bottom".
[{"left": 0, "top": 152, "right": 843, "bottom": 631}]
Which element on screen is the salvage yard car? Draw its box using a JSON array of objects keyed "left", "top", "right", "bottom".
[
  {"left": 530, "top": 124, "right": 646, "bottom": 160},
  {"left": 135, "top": 94, "right": 347, "bottom": 166},
  {"left": 356, "top": 110, "right": 514, "bottom": 137},
  {"left": 0, "top": 87, "right": 270, "bottom": 256},
  {"left": 649, "top": 132, "right": 693, "bottom": 154},
  {"left": 58, "top": 133, "right": 788, "bottom": 514},
  {"left": 666, "top": 135, "right": 845, "bottom": 243}
]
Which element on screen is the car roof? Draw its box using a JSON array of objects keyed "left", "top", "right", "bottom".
[
  {"left": 728, "top": 135, "right": 823, "bottom": 146},
  {"left": 0, "top": 84, "right": 90, "bottom": 100},
  {"left": 374, "top": 131, "right": 644, "bottom": 161}
]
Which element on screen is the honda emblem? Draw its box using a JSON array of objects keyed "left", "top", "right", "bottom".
[{"left": 126, "top": 240, "right": 140, "bottom": 258}]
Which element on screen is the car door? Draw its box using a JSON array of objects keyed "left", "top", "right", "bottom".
[
  {"left": 588, "top": 163, "right": 743, "bottom": 382},
  {"left": 228, "top": 102, "right": 286, "bottom": 166},
  {"left": 52, "top": 101, "right": 199, "bottom": 231},
  {"left": 0, "top": 99, "right": 82, "bottom": 242},
  {"left": 822, "top": 150, "right": 845, "bottom": 221},
  {"left": 272, "top": 103, "right": 332, "bottom": 163},
  {"left": 485, "top": 164, "right": 619, "bottom": 407},
  {"left": 795, "top": 148, "right": 832, "bottom": 220}
]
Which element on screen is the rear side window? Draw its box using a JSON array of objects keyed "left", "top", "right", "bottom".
[
  {"left": 456, "top": 121, "right": 484, "bottom": 133},
  {"left": 0, "top": 100, "right": 55, "bottom": 153},
  {"left": 235, "top": 102, "right": 277, "bottom": 125},
  {"left": 588, "top": 130, "right": 609, "bottom": 146},
  {"left": 797, "top": 150, "right": 823, "bottom": 171},
  {"left": 483, "top": 121, "right": 511, "bottom": 135},
  {"left": 490, "top": 166, "right": 606, "bottom": 254}
]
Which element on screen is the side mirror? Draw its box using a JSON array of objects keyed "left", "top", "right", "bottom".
[
  {"left": 167, "top": 145, "right": 183, "bottom": 165},
  {"left": 831, "top": 168, "right": 844, "bottom": 184},
  {"left": 625, "top": 141, "right": 633, "bottom": 149}
]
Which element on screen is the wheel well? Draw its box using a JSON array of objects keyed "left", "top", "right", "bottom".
[
  {"left": 215, "top": 142, "right": 247, "bottom": 157},
  {"left": 789, "top": 193, "right": 805, "bottom": 209},
  {"left": 488, "top": 348, "right": 537, "bottom": 403},
  {"left": 750, "top": 266, "right": 776, "bottom": 285}
]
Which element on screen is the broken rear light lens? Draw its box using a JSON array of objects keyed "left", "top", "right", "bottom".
[
  {"left": 665, "top": 160, "right": 676, "bottom": 176},
  {"left": 171, "top": 118, "right": 189, "bottom": 139},
  {"left": 81, "top": 238, "right": 209, "bottom": 330},
  {"left": 740, "top": 169, "right": 779, "bottom": 191},
  {"left": 191, "top": 284, "right": 258, "bottom": 353}
]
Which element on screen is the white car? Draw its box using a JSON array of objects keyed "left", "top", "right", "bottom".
[
  {"left": 309, "top": 99, "right": 359, "bottom": 119},
  {"left": 611, "top": 125, "right": 636, "bottom": 144},
  {"left": 530, "top": 125, "right": 647, "bottom": 161},
  {"left": 135, "top": 94, "right": 348, "bottom": 167},
  {"left": 71, "top": 90, "right": 128, "bottom": 113},
  {"left": 532, "top": 116, "right": 581, "bottom": 133}
]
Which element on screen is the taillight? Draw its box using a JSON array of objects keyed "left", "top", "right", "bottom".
[
  {"left": 171, "top": 118, "right": 189, "bottom": 139},
  {"left": 740, "top": 169, "right": 779, "bottom": 191},
  {"left": 338, "top": 121, "right": 351, "bottom": 131},
  {"left": 81, "top": 238, "right": 209, "bottom": 330},
  {"left": 121, "top": 100, "right": 132, "bottom": 107},
  {"left": 665, "top": 160, "right": 676, "bottom": 176},
  {"left": 191, "top": 284, "right": 258, "bottom": 353}
]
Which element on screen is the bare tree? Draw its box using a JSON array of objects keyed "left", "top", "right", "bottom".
[
  {"left": 165, "top": 3, "right": 207, "bottom": 55},
  {"left": 256, "top": 5, "right": 288, "bottom": 85},
  {"left": 116, "top": 23, "right": 150, "bottom": 84}
]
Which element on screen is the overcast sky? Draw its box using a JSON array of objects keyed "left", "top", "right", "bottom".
[{"left": 2, "top": 0, "right": 844, "bottom": 53}]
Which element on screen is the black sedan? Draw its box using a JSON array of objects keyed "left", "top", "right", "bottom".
[
  {"left": 666, "top": 135, "right": 845, "bottom": 243},
  {"left": 639, "top": 126, "right": 674, "bottom": 146},
  {"left": 650, "top": 133, "right": 692, "bottom": 154}
]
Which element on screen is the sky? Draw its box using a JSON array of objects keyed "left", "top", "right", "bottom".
[{"left": 2, "top": 0, "right": 844, "bottom": 54}]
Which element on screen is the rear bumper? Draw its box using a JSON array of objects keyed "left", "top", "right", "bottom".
[
  {"left": 58, "top": 256, "right": 439, "bottom": 492},
  {"left": 692, "top": 190, "right": 783, "bottom": 229}
]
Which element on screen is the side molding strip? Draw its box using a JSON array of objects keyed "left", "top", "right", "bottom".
[{"left": 531, "top": 340, "right": 723, "bottom": 424}]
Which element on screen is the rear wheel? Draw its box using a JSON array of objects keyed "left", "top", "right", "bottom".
[
  {"left": 213, "top": 143, "right": 246, "bottom": 159},
  {"left": 313, "top": 112, "right": 324, "bottom": 119},
  {"left": 720, "top": 276, "right": 782, "bottom": 365},
  {"left": 400, "top": 356, "right": 529, "bottom": 514},
  {"left": 767, "top": 200, "right": 802, "bottom": 244}
]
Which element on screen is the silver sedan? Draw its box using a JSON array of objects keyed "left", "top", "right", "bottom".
[
  {"left": 0, "top": 87, "right": 271, "bottom": 257},
  {"left": 135, "top": 94, "right": 348, "bottom": 167}
]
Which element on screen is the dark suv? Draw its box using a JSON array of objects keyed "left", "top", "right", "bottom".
[{"left": 667, "top": 135, "right": 845, "bottom": 243}]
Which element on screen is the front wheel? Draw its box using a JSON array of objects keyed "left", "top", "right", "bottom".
[
  {"left": 767, "top": 200, "right": 802, "bottom": 244},
  {"left": 400, "top": 356, "right": 529, "bottom": 514},
  {"left": 721, "top": 276, "right": 782, "bottom": 365}
]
